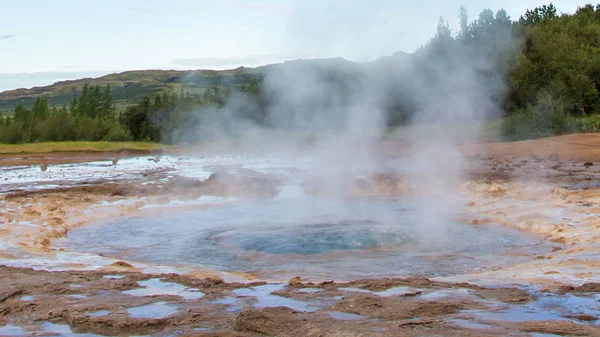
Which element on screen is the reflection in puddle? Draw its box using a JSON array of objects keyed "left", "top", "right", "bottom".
[
  {"left": 420, "top": 288, "right": 474, "bottom": 300},
  {"left": 211, "top": 297, "right": 242, "bottom": 312},
  {"left": 472, "top": 306, "right": 561, "bottom": 322},
  {"left": 339, "top": 286, "right": 420, "bottom": 297},
  {"left": 327, "top": 311, "right": 364, "bottom": 320},
  {"left": 233, "top": 284, "right": 319, "bottom": 312},
  {"left": 0, "top": 324, "right": 26, "bottom": 336},
  {"left": 41, "top": 322, "right": 103, "bottom": 336},
  {"left": 127, "top": 302, "right": 179, "bottom": 319},
  {"left": 66, "top": 294, "right": 88, "bottom": 299},
  {"left": 449, "top": 319, "right": 493, "bottom": 329},
  {"left": 123, "top": 278, "right": 205, "bottom": 300},
  {"left": 298, "top": 288, "right": 323, "bottom": 293},
  {"left": 86, "top": 310, "right": 110, "bottom": 317},
  {"left": 471, "top": 292, "right": 600, "bottom": 325},
  {"left": 19, "top": 295, "right": 33, "bottom": 301}
]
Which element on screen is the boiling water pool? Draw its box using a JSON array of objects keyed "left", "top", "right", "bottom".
[{"left": 63, "top": 196, "right": 546, "bottom": 280}]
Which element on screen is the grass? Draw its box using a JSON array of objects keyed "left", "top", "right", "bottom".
[{"left": 0, "top": 141, "right": 175, "bottom": 154}]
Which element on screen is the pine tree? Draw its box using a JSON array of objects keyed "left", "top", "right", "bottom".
[
  {"left": 458, "top": 6, "right": 470, "bottom": 41},
  {"left": 69, "top": 93, "right": 78, "bottom": 114},
  {"left": 99, "top": 85, "right": 115, "bottom": 120},
  {"left": 77, "top": 83, "right": 90, "bottom": 117}
]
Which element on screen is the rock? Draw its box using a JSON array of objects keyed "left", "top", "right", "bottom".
[
  {"left": 287, "top": 276, "right": 302, "bottom": 286},
  {"left": 234, "top": 307, "right": 300, "bottom": 335},
  {"left": 40, "top": 162, "right": 48, "bottom": 172},
  {"left": 39, "top": 238, "right": 51, "bottom": 248},
  {"left": 110, "top": 261, "right": 134, "bottom": 268},
  {"left": 521, "top": 320, "right": 600, "bottom": 336},
  {"left": 575, "top": 282, "right": 600, "bottom": 293},
  {"left": 549, "top": 153, "right": 559, "bottom": 161},
  {"left": 564, "top": 314, "right": 599, "bottom": 322},
  {"left": 584, "top": 162, "right": 594, "bottom": 167},
  {"left": 476, "top": 288, "right": 533, "bottom": 303},
  {"left": 112, "top": 157, "right": 119, "bottom": 165}
]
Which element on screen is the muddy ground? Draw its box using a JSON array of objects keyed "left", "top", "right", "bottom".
[
  {"left": 0, "top": 149, "right": 169, "bottom": 167},
  {"left": 1, "top": 134, "right": 600, "bottom": 336},
  {"left": 3, "top": 265, "right": 600, "bottom": 337}
]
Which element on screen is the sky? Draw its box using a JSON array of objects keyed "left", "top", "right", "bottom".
[{"left": 0, "top": 0, "right": 585, "bottom": 91}]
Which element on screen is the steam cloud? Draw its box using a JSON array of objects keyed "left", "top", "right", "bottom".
[{"left": 172, "top": 9, "right": 515, "bottom": 241}]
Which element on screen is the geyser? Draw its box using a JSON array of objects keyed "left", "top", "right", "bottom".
[{"left": 62, "top": 195, "right": 545, "bottom": 280}]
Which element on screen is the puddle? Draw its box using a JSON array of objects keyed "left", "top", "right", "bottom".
[
  {"left": 340, "top": 286, "right": 420, "bottom": 297},
  {"left": 298, "top": 288, "right": 323, "bottom": 293},
  {"left": 327, "top": 311, "right": 364, "bottom": 320},
  {"left": 127, "top": 302, "right": 179, "bottom": 319},
  {"left": 0, "top": 324, "right": 26, "bottom": 336},
  {"left": 449, "top": 319, "right": 493, "bottom": 329},
  {"left": 233, "top": 284, "right": 319, "bottom": 312},
  {"left": 19, "top": 295, "right": 33, "bottom": 301},
  {"left": 86, "top": 310, "right": 110, "bottom": 317},
  {"left": 470, "top": 292, "right": 600, "bottom": 325},
  {"left": 473, "top": 305, "right": 562, "bottom": 323},
  {"left": 123, "top": 278, "right": 205, "bottom": 300},
  {"left": 210, "top": 297, "right": 242, "bottom": 312},
  {"left": 420, "top": 288, "right": 474, "bottom": 300},
  {"left": 372, "top": 327, "right": 387, "bottom": 332},
  {"left": 70, "top": 284, "right": 85, "bottom": 288},
  {"left": 40, "top": 322, "right": 103, "bottom": 336},
  {"left": 66, "top": 294, "right": 88, "bottom": 299}
]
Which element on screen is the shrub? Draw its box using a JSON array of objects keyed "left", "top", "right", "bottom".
[
  {"left": 502, "top": 91, "right": 578, "bottom": 141},
  {"left": 579, "top": 116, "right": 600, "bottom": 133},
  {"left": 103, "top": 123, "right": 132, "bottom": 141}
]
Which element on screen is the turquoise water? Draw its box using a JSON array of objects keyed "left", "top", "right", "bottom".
[{"left": 63, "top": 196, "right": 545, "bottom": 280}]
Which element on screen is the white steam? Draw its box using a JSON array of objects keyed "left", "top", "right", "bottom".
[{"left": 172, "top": 9, "right": 514, "bottom": 244}]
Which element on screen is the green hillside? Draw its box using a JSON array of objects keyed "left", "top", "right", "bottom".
[{"left": 0, "top": 67, "right": 265, "bottom": 111}]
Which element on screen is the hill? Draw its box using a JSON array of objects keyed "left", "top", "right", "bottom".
[
  {"left": 0, "top": 55, "right": 406, "bottom": 113},
  {"left": 0, "top": 67, "right": 266, "bottom": 112}
]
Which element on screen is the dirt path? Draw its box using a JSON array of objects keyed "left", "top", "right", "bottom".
[{"left": 465, "top": 133, "right": 600, "bottom": 162}]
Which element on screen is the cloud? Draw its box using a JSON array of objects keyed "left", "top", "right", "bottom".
[
  {"left": 172, "top": 53, "right": 315, "bottom": 69},
  {"left": 0, "top": 34, "right": 15, "bottom": 40}
]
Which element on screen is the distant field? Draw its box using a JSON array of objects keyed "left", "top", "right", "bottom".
[{"left": 0, "top": 141, "right": 174, "bottom": 154}]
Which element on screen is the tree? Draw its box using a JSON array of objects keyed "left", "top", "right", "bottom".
[
  {"left": 458, "top": 6, "right": 470, "bottom": 41},
  {"left": 519, "top": 3, "right": 558, "bottom": 25},
  {"left": 31, "top": 96, "right": 49, "bottom": 120},
  {"left": 69, "top": 93, "right": 78, "bottom": 114},
  {"left": 99, "top": 85, "right": 116, "bottom": 120}
]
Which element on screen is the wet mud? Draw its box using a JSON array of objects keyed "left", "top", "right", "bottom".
[{"left": 2, "top": 266, "right": 600, "bottom": 336}]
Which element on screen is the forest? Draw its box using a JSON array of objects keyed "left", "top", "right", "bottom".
[{"left": 2, "top": 2, "right": 600, "bottom": 144}]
